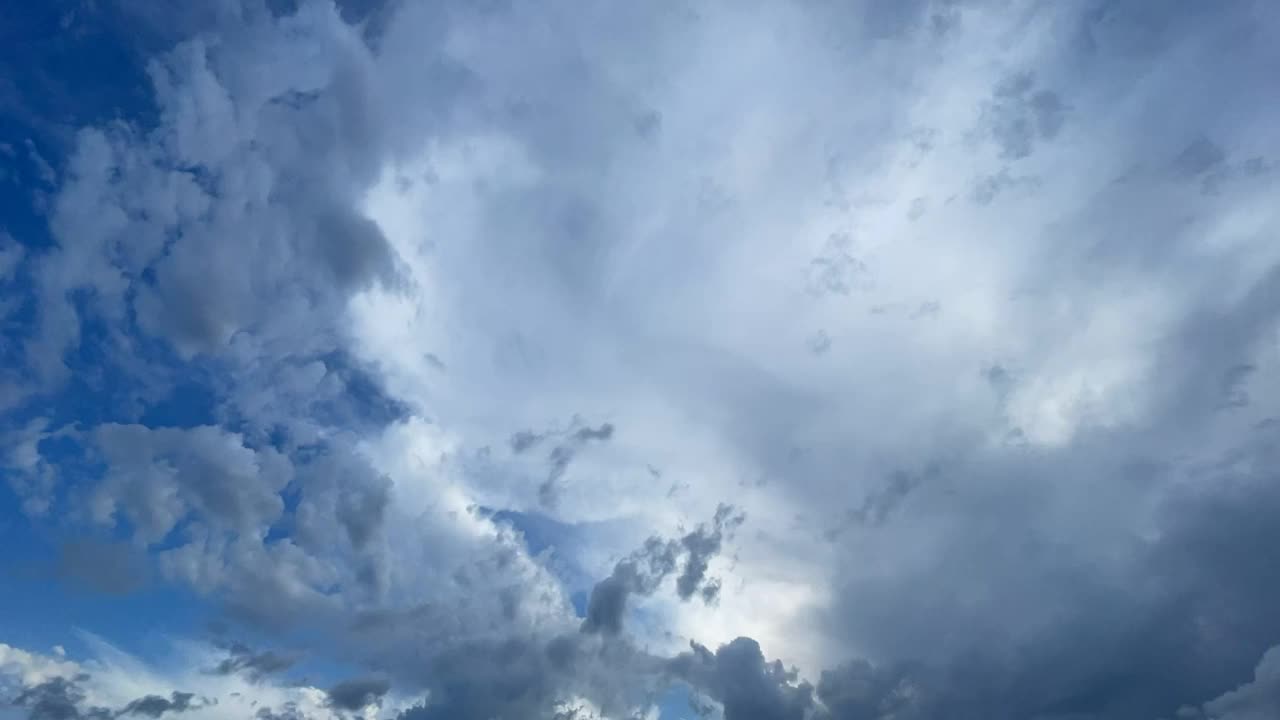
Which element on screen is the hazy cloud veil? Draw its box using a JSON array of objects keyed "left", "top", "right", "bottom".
[{"left": 1, "top": 1, "right": 1279, "bottom": 719}]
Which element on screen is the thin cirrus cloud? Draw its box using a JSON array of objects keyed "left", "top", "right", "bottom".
[{"left": 1, "top": 1, "right": 1279, "bottom": 719}]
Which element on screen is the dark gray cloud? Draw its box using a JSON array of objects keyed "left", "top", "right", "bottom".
[
  {"left": 809, "top": 321, "right": 1280, "bottom": 720},
  {"left": 325, "top": 677, "right": 389, "bottom": 712},
  {"left": 6, "top": 677, "right": 198, "bottom": 720},
  {"left": 670, "top": 632, "right": 1280, "bottom": 720},
  {"left": 10, "top": 677, "right": 104, "bottom": 720},
  {"left": 510, "top": 430, "right": 546, "bottom": 454},
  {"left": 391, "top": 638, "right": 567, "bottom": 720},
  {"left": 676, "top": 505, "right": 745, "bottom": 602},
  {"left": 508, "top": 419, "right": 615, "bottom": 509},
  {"left": 816, "top": 658, "right": 940, "bottom": 720},
  {"left": 7, "top": 672, "right": 207, "bottom": 720},
  {"left": 581, "top": 536, "right": 680, "bottom": 636},
  {"left": 823, "top": 466, "right": 936, "bottom": 542},
  {"left": 254, "top": 702, "right": 314, "bottom": 720},
  {"left": 668, "top": 637, "right": 815, "bottom": 720},
  {"left": 980, "top": 71, "right": 1069, "bottom": 161},
  {"left": 211, "top": 641, "right": 298, "bottom": 682},
  {"left": 387, "top": 631, "right": 667, "bottom": 720},
  {"left": 118, "top": 692, "right": 198, "bottom": 718},
  {"left": 583, "top": 505, "right": 741, "bottom": 635}
]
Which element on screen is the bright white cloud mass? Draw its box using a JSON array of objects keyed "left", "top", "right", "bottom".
[{"left": 1, "top": 1, "right": 1279, "bottom": 719}]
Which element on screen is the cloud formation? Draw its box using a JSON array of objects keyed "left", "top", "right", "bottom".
[
  {"left": 209, "top": 642, "right": 297, "bottom": 683},
  {"left": 2, "top": 1, "right": 1280, "bottom": 719},
  {"left": 0, "top": 639, "right": 378, "bottom": 720}
]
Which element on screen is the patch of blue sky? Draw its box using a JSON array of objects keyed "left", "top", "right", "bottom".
[
  {"left": 0, "top": 520, "right": 213, "bottom": 666},
  {"left": 483, "top": 507, "right": 635, "bottom": 621},
  {"left": 656, "top": 684, "right": 697, "bottom": 720}
]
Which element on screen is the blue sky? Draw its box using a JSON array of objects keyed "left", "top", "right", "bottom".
[
  {"left": 2, "top": 2, "right": 1280, "bottom": 720},
  {"left": 0, "top": 0, "right": 190, "bottom": 650}
]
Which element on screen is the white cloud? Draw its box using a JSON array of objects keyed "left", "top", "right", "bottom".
[
  {"left": 0, "top": 636, "right": 416, "bottom": 720},
  {"left": 0, "top": 643, "right": 79, "bottom": 688}
]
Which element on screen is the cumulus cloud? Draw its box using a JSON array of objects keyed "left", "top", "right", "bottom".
[
  {"left": 87, "top": 424, "right": 291, "bottom": 544},
  {"left": 2, "top": 0, "right": 1280, "bottom": 719},
  {"left": 668, "top": 638, "right": 814, "bottom": 720},
  {"left": 0, "top": 639, "right": 397, "bottom": 720}
]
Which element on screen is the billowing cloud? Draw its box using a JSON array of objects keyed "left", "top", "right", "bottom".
[
  {"left": 668, "top": 638, "right": 814, "bottom": 720},
  {"left": 2, "top": 1, "right": 1279, "bottom": 719}
]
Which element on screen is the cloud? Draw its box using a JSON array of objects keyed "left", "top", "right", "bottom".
[
  {"left": 582, "top": 506, "right": 740, "bottom": 636},
  {"left": 1176, "top": 644, "right": 1280, "bottom": 720},
  {"left": 325, "top": 677, "right": 389, "bottom": 712},
  {"left": 0, "top": 639, "right": 389, "bottom": 720},
  {"left": 87, "top": 424, "right": 291, "bottom": 545},
  {"left": 539, "top": 422, "right": 616, "bottom": 509},
  {"left": 668, "top": 637, "right": 814, "bottom": 720},
  {"left": 209, "top": 642, "right": 297, "bottom": 683},
  {"left": 118, "top": 692, "right": 199, "bottom": 718},
  {"left": 978, "top": 71, "right": 1069, "bottom": 161},
  {"left": 0, "top": 645, "right": 80, "bottom": 691},
  {"left": 24, "top": 0, "right": 401, "bottom": 388},
  {"left": 3, "top": 1, "right": 1280, "bottom": 719},
  {"left": 11, "top": 676, "right": 111, "bottom": 720},
  {"left": 675, "top": 505, "right": 744, "bottom": 603},
  {"left": 508, "top": 418, "right": 617, "bottom": 509}
]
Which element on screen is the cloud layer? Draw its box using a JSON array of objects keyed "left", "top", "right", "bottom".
[{"left": 2, "top": 1, "right": 1280, "bottom": 719}]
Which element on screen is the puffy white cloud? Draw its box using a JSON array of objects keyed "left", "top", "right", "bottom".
[{"left": 0, "top": 644, "right": 79, "bottom": 689}]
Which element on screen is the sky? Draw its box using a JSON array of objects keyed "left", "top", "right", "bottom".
[{"left": 1, "top": 0, "right": 1279, "bottom": 719}]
